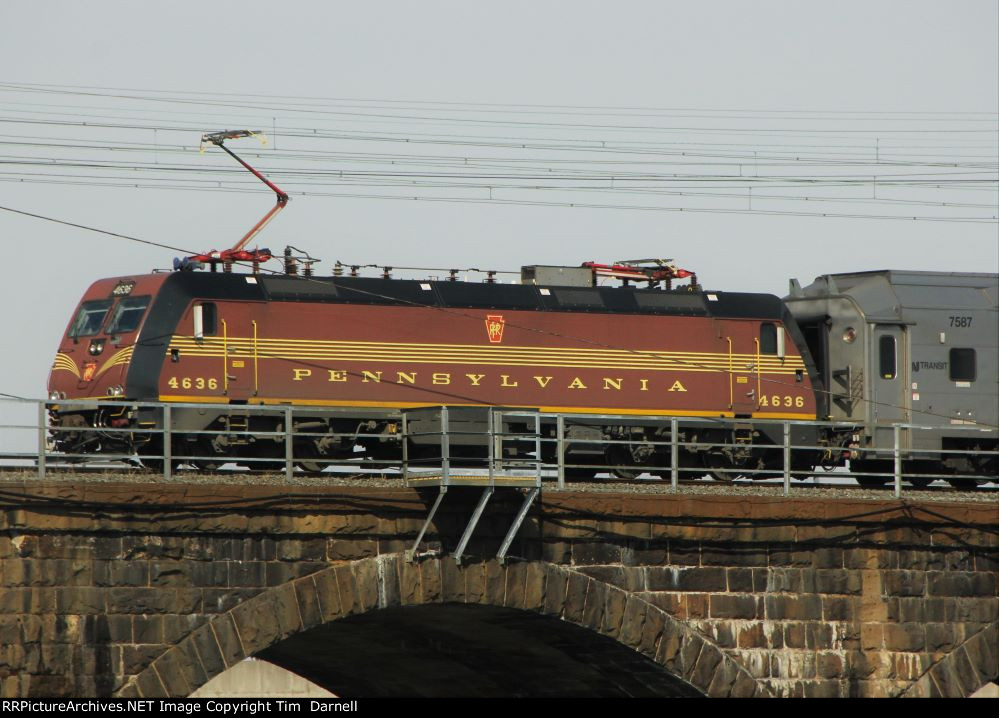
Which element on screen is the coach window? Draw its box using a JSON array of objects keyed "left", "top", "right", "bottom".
[
  {"left": 879, "top": 335, "right": 896, "bottom": 379},
  {"left": 949, "top": 348, "right": 976, "bottom": 382},
  {"left": 760, "top": 323, "right": 778, "bottom": 354}
]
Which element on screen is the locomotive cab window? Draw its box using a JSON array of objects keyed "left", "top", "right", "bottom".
[
  {"left": 760, "top": 323, "right": 777, "bottom": 354},
  {"left": 193, "top": 302, "right": 217, "bottom": 339},
  {"left": 68, "top": 299, "right": 113, "bottom": 338},
  {"left": 879, "top": 335, "right": 897, "bottom": 379},
  {"left": 106, "top": 296, "right": 150, "bottom": 335},
  {"left": 949, "top": 348, "right": 976, "bottom": 382}
]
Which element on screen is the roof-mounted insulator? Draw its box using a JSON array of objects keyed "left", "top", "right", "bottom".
[{"left": 582, "top": 259, "right": 696, "bottom": 288}]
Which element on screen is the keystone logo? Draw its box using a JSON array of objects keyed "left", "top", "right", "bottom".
[{"left": 485, "top": 315, "right": 505, "bottom": 343}]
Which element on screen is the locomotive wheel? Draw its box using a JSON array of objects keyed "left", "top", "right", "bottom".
[
  {"left": 296, "top": 461, "right": 323, "bottom": 473},
  {"left": 702, "top": 452, "right": 739, "bottom": 481}
]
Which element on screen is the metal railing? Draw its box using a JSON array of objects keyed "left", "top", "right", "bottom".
[{"left": 0, "top": 397, "right": 996, "bottom": 497}]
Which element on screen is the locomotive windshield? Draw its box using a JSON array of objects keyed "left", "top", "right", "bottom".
[
  {"left": 68, "top": 299, "right": 113, "bottom": 338},
  {"left": 106, "top": 296, "right": 151, "bottom": 335}
]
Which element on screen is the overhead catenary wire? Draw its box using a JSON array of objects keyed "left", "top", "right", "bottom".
[{"left": 3, "top": 202, "right": 996, "bottom": 429}]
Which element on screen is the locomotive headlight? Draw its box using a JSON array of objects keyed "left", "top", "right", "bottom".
[
  {"left": 88, "top": 339, "right": 105, "bottom": 356},
  {"left": 106, "top": 385, "right": 125, "bottom": 397},
  {"left": 49, "top": 390, "right": 61, "bottom": 401},
  {"left": 842, "top": 327, "right": 857, "bottom": 343}
]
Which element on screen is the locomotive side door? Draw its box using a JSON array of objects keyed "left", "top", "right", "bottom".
[
  {"left": 218, "top": 306, "right": 259, "bottom": 400},
  {"left": 870, "top": 324, "right": 910, "bottom": 452},
  {"left": 727, "top": 322, "right": 758, "bottom": 416}
]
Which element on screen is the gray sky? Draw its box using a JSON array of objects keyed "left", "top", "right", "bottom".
[{"left": 1, "top": 0, "right": 996, "bottom": 452}]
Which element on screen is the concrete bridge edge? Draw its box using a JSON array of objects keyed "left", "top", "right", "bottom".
[{"left": 116, "top": 554, "right": 772, "bottom": 698}]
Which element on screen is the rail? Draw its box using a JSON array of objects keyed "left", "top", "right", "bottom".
[{"left": 0, "top": 397, "right": 996, "bottom": 498}]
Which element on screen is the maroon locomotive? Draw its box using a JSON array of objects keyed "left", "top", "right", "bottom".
[{"left": 47, "top": 258, "right": 823, "bottom": 477}]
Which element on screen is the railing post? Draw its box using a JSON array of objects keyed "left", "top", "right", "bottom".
[
  {"left": 38, "top": 402, "right": 47, "bottom": 480},
  {"left": 401, "top": 412, "right": 409, "bottom": 482},
  {"left": 556, "top": 414, "right": 565, "bottom": 489},
  {"left": 163, "top": 404, "right": 172, "bottom": 481},
  {"left": 534, "top": 413, "right": 542, "bottom": 486},
  {"left": 440, "top": 406, "right": 450, "bottom": 485},
  {"left": 670, "top": 418, "right": 678, "bottom": 493},
  {"left": 487, "top": 409, "right": 495, "bottom": 487},
  {"left": 782, "top": 421, "right": 790, "bottom": 497},
  {"left": 893, "top": 424, "right": 902, "bottom": 498},
  {"left": 285, "top": 406, "right": 294, "bottom": 481}
]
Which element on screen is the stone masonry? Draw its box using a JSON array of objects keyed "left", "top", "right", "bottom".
[{"left": 0, "top": 479, "right": 996, "bottom": 697}]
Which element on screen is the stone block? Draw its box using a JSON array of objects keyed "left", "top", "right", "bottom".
[
  {"left": 601, "top": 587, "right": 627, "bottom": 638},
  {"left": 667, "top": 543, "right": 700, "bottom": 566},
  {"left": 563, "top": 572, "right": 589, "bottom": 623},
  {"left": 764, "top": 594, "right": 822, "bottom": 621},
  {"left": 333, "top": 565, "right": 360, "bottom": 616},
  {"left": 884, "top": 570, "right": 926, "bottom": 597},
  {"left": 352, "top": 559, "right": 380, "bottom": 612},
  {"left": 188, "top": 624, "right": 225, "bottom": 679},
  {"left": 523, "top": 562, "right": 546, "bottom": 611},
  {"left": 133, "top": 616, "right": 164, "bottom": 645},
  {"left": 463, "top": 562, "right": 485, "bottom": 604},
  {"left": 376, "top": 555, "right": 401, "bottom": 609},
  {"left": 134, "top": 667, "right": 167, "bottom": 698},
  {"left": 328, "top": 540, "right": 377, "bottom": 562},
  {"left": 768, "top": 546, "right": 814, "bottom": 567},
  {"left": 860, "top": 623, "right": 884, "bottom": 650},
  {"left": 617, "top": 595, "right": 647, "bottom": 649},
  {"left": 439, "top": 558, "right": 463, "bottom": 604},
  {"left": 121, "top": 644, "right": 166, "bottom": 676},
  {"left": 626, "top": 542, "right": 667, "bottom": 566},
  {"left": 55, "top": 587, "right": 104, "bottom": 614},
  {"left": 503, "top": 561, "right": 528, "bottom": 610},
  {"left": 822, "top": 596, "right": 855, "bottom": 621},
  {"left": 581, "top": 580, "right": 607, "bottom": 631},
  {"left": 173, "top": 635, "right": 209, "bottom": 696},
  {"left": 688, "top": 641, "right": 723, "bottom": 693},
  {"left": 701, "top": 546, "right": 767, "bottom": 567},
  {"left": 709, "top": 593, "right": 760, "bottom": 619},
  {"left": 571, "top": 542, "right": 622, "bottom": 566},
  {"left": 164, "top": 614, "right": 202, "bottom": 645},
  {"left": 153, "top": 648, "right": 193, "bottom": 698},
  {"left": 395, "top": 559, "right": 421, "bottom": 606},
  {"left": 540, "top": 541, "right": 571, "bottom": 564},
  {"left": 540, "top": 565, "right": 567, "bottom": 616},
  {"left": 228, "top": 561, "right": 266, "bottom": 588},
  {"left": 815, "top": 569, "right": 861, "bottom": 595},
  {"left": 783, "top": 622, "right": 807, "bottom": 649},
  {"left": 843, "top": 548, "right": 895, "bottom": 570},
  {"left": 229, "top": 595, "right": 281, "bottom": 655},
  {"left": 686, "top": 593, "right": 708, "bottom": 618},
  {"left": 726, "top": 568, "right": 754, "bottom": 593},
  {"left": 483, "top": 560, "right": 506, "bottom": 606},
  {"left": 645, "top": 566, "right": 726, "bottom": 592}
]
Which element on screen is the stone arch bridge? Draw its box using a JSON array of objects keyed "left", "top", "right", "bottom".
[{"left": 0, "top": 479, "right": 995, "bottom": 698}]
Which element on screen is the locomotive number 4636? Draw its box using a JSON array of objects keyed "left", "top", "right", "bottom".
[
  {"left": 167, "top": 376, "right": 219, "bottom": 390},
  {"left": 760, "top": 395, "right": 805, "bottom": 408}
]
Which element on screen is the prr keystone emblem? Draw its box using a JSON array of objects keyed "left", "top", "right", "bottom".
[{"left": 485, "top": 315, "right": 505, "bottom": 343}]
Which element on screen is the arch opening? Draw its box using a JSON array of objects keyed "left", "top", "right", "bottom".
[{"left": 256, "top": 604, "right": 704, "bottom": 697}]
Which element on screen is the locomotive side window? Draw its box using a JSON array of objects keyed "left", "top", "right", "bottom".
[
  {"left": 193, "top": 302, "right": 217, "bottom": 339},
  {"left": 68, "top": 299, "right": 113, "bottom": 338},
  {"left": 879, "top": 335, "right": 896, "bottom": 379},
  {"left": 106, "top": 296, "right": 150, "bottom": 335},
  {"left": 949, "top": 348, "right": 976, "bottom": 382},
  {"left": 760, "top": 323, "right": 778, "bottom": 354}
]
